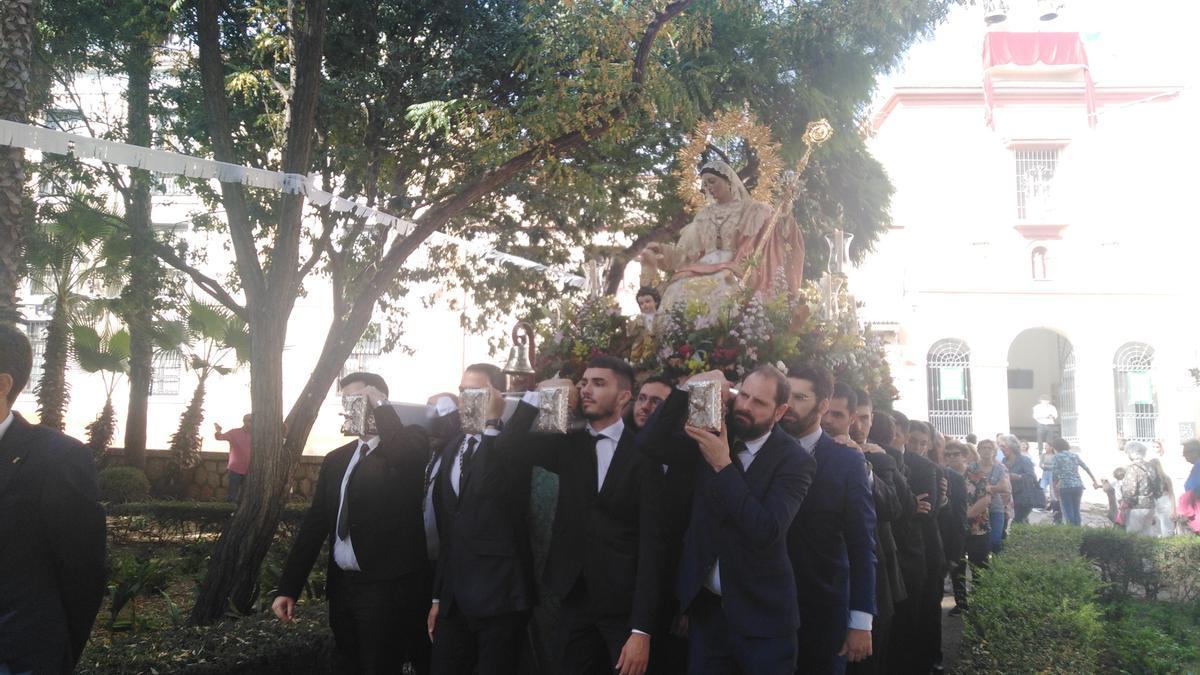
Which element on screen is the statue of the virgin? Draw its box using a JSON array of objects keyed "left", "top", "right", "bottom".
[{"left": 640, "top": 159, "right": 805, "bottom": 317}]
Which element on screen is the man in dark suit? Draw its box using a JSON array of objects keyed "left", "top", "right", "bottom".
[
  {"left": 778, "top": 370, "right": 876, "bottom": 674},
  {"left": 274, "top": 372, "right": 433, "bottom": 675},
  {"left": 637, "top": 366, "right": 816, "bottom": 675},
  {"left": 847, "top": 405, "right": 912, "bottom": 675},
  {"left": 0, "top": 324, "right": 106, "bottom": 675},
  {"left": 426, "top": 364, "right": 535, "bottom": 675},
  {"left": 886, "top": 419, "right": 943, "bottom": 675},
  {"left": 494, "top": 355, "right": 662, "bottom": 675},
  {"left": 625, "top": 374, "right": 691, "bottom": 675}
]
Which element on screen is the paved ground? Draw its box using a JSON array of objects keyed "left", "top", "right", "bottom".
[{"left": 940, "top": 503, "right": 1112, "bottom": 672}]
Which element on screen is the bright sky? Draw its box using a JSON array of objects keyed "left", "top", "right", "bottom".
[{"left": 877, "top": 0, "right": 1200, "bottom": 95}]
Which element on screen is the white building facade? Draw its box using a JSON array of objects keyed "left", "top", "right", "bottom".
[{"left": 852, "top": 24, "right": 1200, "bottom": 487}]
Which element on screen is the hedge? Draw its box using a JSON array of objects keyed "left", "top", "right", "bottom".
[
  {"left": 962, "top": 525, "right": 1200, "bottom": 674},
  {"left": 107, "top": 501, "right": 310, "bottom": 545},
  {"left": 99, "top": 466, "right": 152, "bottom": 504},
  {"left": 78, "top": 607, "right": 334, "bottom": 674}
]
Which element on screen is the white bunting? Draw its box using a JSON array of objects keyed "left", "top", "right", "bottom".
[{"left": 0, "top": 117, "right": 585, "bottom": 287}]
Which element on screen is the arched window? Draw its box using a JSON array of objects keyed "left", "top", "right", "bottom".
[
  {"left": 928, "top": 339, "right": 973, "bottom": 437},
  {"left": 1031, "top": 246, "right": 1049, "bottom": 280},
  {"left": 1113, "top": 342, "right": 1157, "bottom": 442}
]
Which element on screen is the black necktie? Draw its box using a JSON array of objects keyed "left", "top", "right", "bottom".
[
  {"left": 731, "top": 440, "right": 748, "bottom": 474},
  {"left": 337, "top": 442, "right": 368, "bottom": 540},
  {"left": 457, "top": 436, "right": 478, "bottom": 496}
]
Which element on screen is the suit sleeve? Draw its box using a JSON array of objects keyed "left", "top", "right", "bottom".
[
  {"left": 44, "top": 440, "right": 106, "bottom": 665},
  {"left": 845, "top": 455, "right": 878, "bottom": 617},
  {"left": 630, "top": 457, "right": 665, "bottom": 634},
  {"left": 706, "top": 444, "right": 816, "bottom": 550},
  {"left": 634, "top": 388, "right": 701, "bottom": 466},
  {"left": 278, "top": 455, "right": 335, "bottom": 599},
  {"left": 908, "top": 457, "right": 939, "bottom": 522},
  {"left": 492, "top": 401, "right": 566, "bottom": 473},
  {"left": 870, "top": 457, "right": 904, "bottom": 522}
]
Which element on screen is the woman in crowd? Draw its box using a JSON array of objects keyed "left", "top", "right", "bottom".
[
  {"left": 1040, "top": 441, "right": 1060, "bottom": 523},
  {"left": 1050, "top": 437, "right": 1100, "bottom": 527},
  {"left": 976, "top": 439, "right": 1011, "bottom": 553},
  {"left": 945, "top": 441, "right": 984, "bottom": 614},
  {"left": 1147, "top": 455, "right": 1176, "bottom": 537},
  {"left": 1179, "top": 440, "right": 1200, "bottom": 535},
  {"left": 1003, "top": 438, "right": 1041, "bottom": 524}
]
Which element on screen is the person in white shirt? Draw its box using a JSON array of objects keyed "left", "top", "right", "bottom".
[{"left": 1032, "top": 396, "right": 1059, "bottom": 453}]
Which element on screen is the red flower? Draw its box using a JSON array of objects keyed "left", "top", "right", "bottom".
[
  {"left": 678, "top": 344, "right": 693, "bottom": 358},
  {"left": 711, "top": 347, "right": 739, "bottom": 364}
]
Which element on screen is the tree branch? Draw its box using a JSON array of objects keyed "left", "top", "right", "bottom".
[
  {"left": 196, "top": 0, "right": 266, "bottom": 305},
  {"left": 149, "top": 239, "right": 248, "bottom": 321}
]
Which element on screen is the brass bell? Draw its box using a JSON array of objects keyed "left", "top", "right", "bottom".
[{"left": 504, "top": 345, "right": 534, "bottom": 376}]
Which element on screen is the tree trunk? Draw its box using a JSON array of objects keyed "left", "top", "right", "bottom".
[
  {"left": 86, "top": 396, "right": 116, "bottom": 463},
  {"left": 0, "top": 0, "right": 36, "bottom": 327},
  {"left": 164, "top": 374, "right": 207, "bottom": 497},
  {"left": 35, "top": 291, "right": 70, "bottom": 429},
  {"left": 121, "top": 37, "right": 157, "bottom": 470}
]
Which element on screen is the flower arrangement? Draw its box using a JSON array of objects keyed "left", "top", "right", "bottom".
[{"left": 534, "top": 295, "right": 631, "bottom": 380}]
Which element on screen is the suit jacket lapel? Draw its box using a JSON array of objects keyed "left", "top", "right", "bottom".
[
  {"left": 0, "top": 412, "right": 34, "bottom": 497},
  {"left": 741, "top": 427, "right": 787, "bottom": 490},
  {"left": 598, "top": 429, "right": 635, "bottom": 501}
]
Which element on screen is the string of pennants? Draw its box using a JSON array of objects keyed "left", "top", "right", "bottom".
[{"left": 0, "top": 118, "right": 585, "bottom": 287}]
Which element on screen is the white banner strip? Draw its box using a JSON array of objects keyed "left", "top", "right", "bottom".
[{"left": 0, "top": 118, "right": 584, "bottom": 286}]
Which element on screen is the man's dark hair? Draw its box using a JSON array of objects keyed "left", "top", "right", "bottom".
[
  {"left": 853, "top": 387, "right": 871, "bottom": 411},
  {"left": 1184, "top": 439, "right": 1200, "bottom": 455},
  {"left": 831, "top": 382, "right": 857, "bottom": 411},
  {"left": 907, "top": 419, "right": 929, "bottom": 436},
  {"left": 749, "top": 364, "right": 791, "bottom": 406},
  {"left": 586, "top": 355, "right": 635, "bottom": 392},
  {"left": 635, "top": 286, "right": 661, "bottom": 309},
  {"left": 638, "top": 373, "right": 674, "bottom": 392},
  {"left": 338, "top": 371, "right": 389, "bottom": 397},
  {"left": 0, "top": 324, "right": 32, "bottom": 404},
  {"left": 891, "top": 410, "right": 910, "bottom": 431},
  {"left": 785, "top": 363, "right": 832, "bottom": 401},
  {"left": 465, "top": 363, "right": 506, "bottom": 391},
  {"left": 1051, "top": 437, "right": 1071, "bottom": 452},
  {"left": 965, "top": 433, "right": 978, "bottom": 444},
  {"left": 869, "top": 412, "right": 896, "bottom": 447}
]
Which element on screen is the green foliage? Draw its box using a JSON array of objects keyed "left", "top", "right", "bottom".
[
  {"left": 77, "top": 608, "right": 334, "bottom": 674},
  {"left": 1100, "top": 599, "right": 1200, "bottom": 674},
  {"left": 963, "top": 551, "right": 1104, "bottom": 673},
  {"left": 106, "top": 501, "right": 309, "bottom": 546},
  {"left": 98, "top": 466, "right": 151, "bottom": 503},
  {"left": 1080, "top": 527, "right": 1161, "bottom": 600},
  {"left": 1003, "top": 522, "right": 1085, "bottom": 562},
  {"left": 1155, "top": 536, "right": 1200, "bottom": 603},
  {"left": 85, "top": 397, "right": 118, "bottom": 461},
  {"left": 106, "top": 554, "right": 173, "bottom": 630}
]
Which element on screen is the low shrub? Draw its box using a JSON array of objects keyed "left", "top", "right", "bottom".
[
  {"left": 1100, "top": 599, "right": 1200, "bottom": 673},
  {"left": 1156, "top": 536, "right": 1200, "bottom": 603},
  {"left": 963, "top": 552, "right": 1104, "bottom": 673},
  {"left": 1080, "top": 527, "right": 1160, "bottom": 599},
  {"left": 99, "top": 467, "right": 151, "bottom": 504},
  {"left": 1003, "top": 523, "right": 1084, "bottom": 561},
  {"left": 78, "top": 607, "right": 334, "bottom": 674},
  {"left": 107, "top": 501, "right": 309, "bottom": 545}
]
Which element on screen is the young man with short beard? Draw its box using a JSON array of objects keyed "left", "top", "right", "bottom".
[
  {"left": 779, "top": 371, "right": 876, "bottom": 674},
  {"left": 495, "top": 355, "right": 662, "bottom": 675},
  {"left": 636, "top": 366, "right": 816, "bottom": 674}
]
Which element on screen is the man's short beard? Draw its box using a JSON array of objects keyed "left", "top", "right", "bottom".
[
  {"left": 582, "top": 402, "right": 615, "bottom": 421},
  {"left": 779, "top": 408, "right": 820, "bottom": 438},
  {"left": 731, "top": 411, "right": 773, "bottom": 440}
]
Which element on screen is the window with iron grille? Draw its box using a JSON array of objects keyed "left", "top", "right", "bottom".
[
  {"left": 927, "top": 338, "right": 974, "bottom": 437},
  {"left": 341, "top": 324, "right": 383, "bottom": 379},
  {"left": 1113, "top": 342, "right": 1156, "bottom": 443},
  {"left": 151, "top": 351, "right": 183, "bottom": 396},
  {"left": 1014, "top": 148, "right": 1060, "bottom": 221},
  {"left": 23, "top": 321, "right": 49, "bottom": 389}
]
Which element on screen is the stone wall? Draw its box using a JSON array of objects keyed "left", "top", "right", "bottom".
[{"left": 105, "top": 448, "right": 324, "bottom": 501}]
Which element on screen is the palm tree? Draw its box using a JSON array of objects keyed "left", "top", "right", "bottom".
[
  {"left": 23, "top": 195, "right": 124, "bottom": 429},
  {"left": 73, "top": 322, "right": 130, "bottom": 463},
  {"left": 162, "top": 300, "right": 250, "bottom": 495},
  {"left": 0, "top": 0, "right": 36, "bottom": 327}
]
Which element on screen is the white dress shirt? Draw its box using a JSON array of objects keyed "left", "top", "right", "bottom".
[
  {"left": 587, "top": 418, "right": 624, "bottom": 492},
  {"left": 0, "top": 411, "right": 13, "bottom": 444},
  {"left": 704, "top": 429, "right": 771, "bottom": 595},
  {"left": 333, "top": 435, "right": 380, "bottom": 572}
]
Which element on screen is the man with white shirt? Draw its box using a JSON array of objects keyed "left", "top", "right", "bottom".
[
  {"left": 274, "top": 372, "right": 432, "bottom": 674},
  {"left": 425, "top": 364, "right": 535, "bottom": 675},
  {"left": 495, "top": 355, "right": 662, "bottom": 675},
  {"left": 636, "top": 366, "right": 816, "bottom": 674},
  {"left": 779, "top": 370, "right": 876, "bottom": 674},
  {"left": 1033, "top": 395, "right": 1058, "bottom": 453},
  {"left": 0, "top": 324, "right": 105, "bottom": 675}
]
